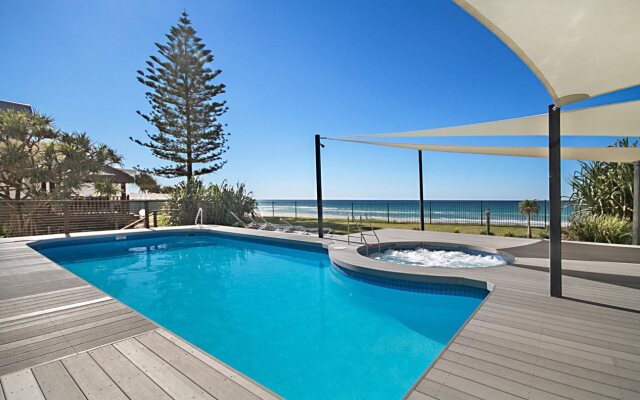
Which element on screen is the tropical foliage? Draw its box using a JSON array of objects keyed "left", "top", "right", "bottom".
[
  {"left": 565, "top": 214, "right": 632, "bottom": 244},
  {"left": 566, "top": 138, "right": 635, "bottom": 244},
  {"left": 568, "top": 138, "right": 636, "bottom": 219},
  {"left": 132, "top": 12, "right": 228, "bottom": 181},
  {"left": 161, "top": 179, "right": 256, "bottom": 226},
  {"left": 518, "top": 199, "right": 539, "bottom": 238},
  {"left": 134, "top": 172, "right": 161, "bottom": 193},
  {"left": 0, "top": 109, "right": 121, "bottom": 200}
]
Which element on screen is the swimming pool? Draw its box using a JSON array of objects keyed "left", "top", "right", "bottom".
[{"left": 33, "top": 231, "right": 486, "bottom": 400}]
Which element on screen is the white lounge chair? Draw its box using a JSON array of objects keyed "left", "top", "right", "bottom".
[
  {"left": 278, "top": 218, "right": 312, "bottom": 233},
  {"left": 279, "top": 219, "right": 333, "bottom": 236},
  {"left": 229, "top": 211, "right": 261, "bottom": 229},
  {"left": 247, "top": 215, "right": 275, "bottom": 230},
  {"left": 256, "top": 214, "right": 293, "bottom": 232}
]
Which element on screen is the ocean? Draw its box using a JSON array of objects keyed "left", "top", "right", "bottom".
[{"left": 257, "top": 200, "right": 574, "bottom": 228}]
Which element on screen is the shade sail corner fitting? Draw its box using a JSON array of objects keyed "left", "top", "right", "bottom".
[{"left": 556, "top": 94, "right": 590, "bottom": 107}]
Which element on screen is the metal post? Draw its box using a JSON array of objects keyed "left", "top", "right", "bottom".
[
  {"left": 387, "top": 202, "right": 390, "bottom": 223},
  {"left": 272, "top": 201, "right": 275, "bottom": 218},
  {"left": 633, "top": 161, "right": 640, "bottom": 245},
  {"left": 418, "top": 150, "right": 425, "bottom": 231},
  {"left": 63, "top": 202, "right": 69, "bottom": 235},
  {"left": 315, "top": 134, "right": 324, "bottom": 238},
  {"left": 544, "top": 199, "right": 548, "bottom": 229},
  {"left": 144, "top": 201, "right": 150, "bottom": 228},
  {"left": 480, "top": 200, "right": 484, "bottom": 225},
  {"left": 153, "top": 211, "right": 158, "bottom": 228},
  {"left": 485, "top": 208, "right": 491, "bottom": 235},
  {"left": 112, "top": 202, "right": 117, "bottom": 230},
  {"left": 429, "top": 201, "right": 432, "bottom": 224},
  {"left": 294, "top": 201, "right": 297, "bottom": 220},
  {"left": 549, "top": 105, "right": 562, "bottom": 297}
]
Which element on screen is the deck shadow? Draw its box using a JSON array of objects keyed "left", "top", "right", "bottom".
[
  {"left": 501, "top": 240, "right": 640, "bottom": 263},
  {"left": 511, "top": 262, "right": 640, "bottom": 290},
  {"left": 561, "top": 296, "right": 640, "bottom": 314}
]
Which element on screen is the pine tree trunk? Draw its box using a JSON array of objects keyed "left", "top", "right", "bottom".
[{"left": 185, "top": 69, "right": 193, "bottom": 181}]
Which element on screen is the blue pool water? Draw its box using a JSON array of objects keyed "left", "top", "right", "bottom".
[{"left": 34, "top": 232, "right": 486, "bottom": 400}]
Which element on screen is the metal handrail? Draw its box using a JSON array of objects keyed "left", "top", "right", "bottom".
[
  {"left": 357, "top": 216, "right": 370, "bottom": 254},
  {"left": 361, "top": 214, "right": 381, "bottom": 254},
  {"left": 195, "top": 207, "right": 203, "bottom": 227}
]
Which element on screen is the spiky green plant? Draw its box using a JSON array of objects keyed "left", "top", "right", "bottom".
[
  {"left": 518, "top": 199, "right": 539, "bottom": 238},
  {"left": 161, "top": 179, "right": 256, "bottom": 226},
  {"left": 568, "top": 138, "right": 636, "bottom": 219},
  {"left": 566, "top": 214, "right": 632, "bottom": 244}
]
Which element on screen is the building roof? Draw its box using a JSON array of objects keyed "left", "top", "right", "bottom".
[
  {"left": 100, "top": 165, "right": 136, "bottom": 184},
  {"left": 0, "top": 100, "right": 33, "bottom": 114}
]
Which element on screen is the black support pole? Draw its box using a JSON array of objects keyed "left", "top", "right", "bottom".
[
  {"left": 418, "top": 150, "right": 425, "bottom": 231},
  {"left": 549, "top": 105, "right": 562, "bottom": 297},
  {"left": 315, "top": 134, "right": 324, "bottom": 238},
  {"left": 633, "top": 161, "right": 640, "bottom": 246}
]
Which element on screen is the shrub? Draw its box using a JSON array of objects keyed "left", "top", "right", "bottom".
[
  {"left": 452, "top": 228, "right": 461, "bottom": 233},
  {"left": 161, "top": 179, "right": 256, "bottom": 226},
  {"left": 565, "top": 214, "right": 632, "bottom": 244},
  {"left": 537, "top": 229, "right": 549, "bottom": 239},
  {"left": 503, "top": 230, "right": 514, "bottom": 237}
]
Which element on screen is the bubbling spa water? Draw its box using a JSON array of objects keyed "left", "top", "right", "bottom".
[{"left": 370, "top": 246, "right": 509, "bottom": 269}]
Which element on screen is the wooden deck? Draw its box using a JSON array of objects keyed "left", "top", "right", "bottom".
[{"left": 1, "top": 227, "right": 639, "bottom": 399}]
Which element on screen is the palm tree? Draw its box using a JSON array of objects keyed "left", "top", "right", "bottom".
[{"left": 518, "top": 200, "right": 540, "bottom": 238}]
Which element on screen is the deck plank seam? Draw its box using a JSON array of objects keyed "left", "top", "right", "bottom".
[
  {"left": 132, "top": 333, "right": 240, "bottom": 400},
  {"left": 85, "top": 347, "right": 142, "bottom": 400},
  {"left": 429, "top": 364, "right": 533, "bottom": 400},
  {"left": 91, "top": 345, "right": 176, "bottom": 400},
  {"left": 441, "top": 349, "right": 544, "bottom": 399},
  {"left": 0, "top": 318, "right": 155, "bottom": 375},
  {"left": 452, "top": 336, "right": 640, "bottom": 390},
  {"left": 0, "top": 297, "right": 111, "bottom": 324},
  {"left": 0, "top": 325, "right": 158, "bottom": 380},
  {"left": 446, "top": 344, "right": 628, "bottom": 399},
  {"left": 0, "top": 312, "right": 142, "bottom": 357}
]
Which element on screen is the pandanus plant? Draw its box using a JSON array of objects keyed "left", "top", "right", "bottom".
[{"left": 518, "top": 199, "right": 539, "bottom": 238}]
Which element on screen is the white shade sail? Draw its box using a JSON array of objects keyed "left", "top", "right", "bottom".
[
  {"left": 454, "top": 0, "right": 640, "bottom": 106},
  {"left": 343, "top": 100, "right": 640, "bottom": 138},
  {"left": 328, "top": 138, "right": 640, "bottom": 163}
]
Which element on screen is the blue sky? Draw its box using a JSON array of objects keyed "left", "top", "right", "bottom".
[{"left": 1, "top": 0, "right": 638, "bottom": 200}]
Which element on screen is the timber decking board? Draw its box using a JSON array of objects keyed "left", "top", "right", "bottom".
[
  {"left": 136, "top": 331, "right": 261, "bottom": 400},
  {"left": 61, "top": 352, "right": 128, "bottom": 400},
  {"left": 0, "top": 238, "right": 160, "bottom": 376},
  {"left": 114, "top": 338, "right": 217, "bottom": 400},
  {"left": 1, "top": 227, "right": 639, "bottom": 400},
  {"left": 31, "top": 361, "right": 86, "bottom": 400},
  {"left": 88, "top": 344, "right": 172, "bottom": 400},
  {"left": 0, "top": 369, "right": 45, "bottom": 400}
]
